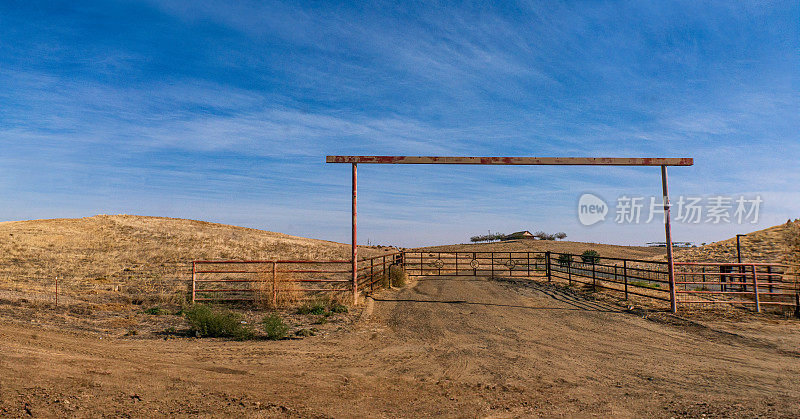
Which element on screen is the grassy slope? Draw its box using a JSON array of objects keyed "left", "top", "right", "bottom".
[
  {"left": 0, "top": 214, "right": 393, "bottom": 295},
  {"left": 673, "top": 219, "right": 800, "bottom": 264}
]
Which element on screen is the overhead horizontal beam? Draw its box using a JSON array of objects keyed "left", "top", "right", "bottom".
[{"left": 326, "top": 156, "right": 693, "bottom": 166}]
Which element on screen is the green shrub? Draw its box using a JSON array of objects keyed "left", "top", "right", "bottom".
[
  {"left": 184, "top": 304, "right": 253, "bottom": 340},
  {"left": 262, "top": 314, "right": 289, "bottom": 340},
  {"left": 630, "top": 280, "right": 661, "bottom": 290},
  {"left": 388, "top": 265, "right": 408, "bottom": 287},
  {"left": 329, "top": 302, "right": 348, "bottom": 313},
  {"left": 144, "top": 306, "right": 165, "bottom": 315},
  {"left": 557, "top": 254, "right": 573, "bottom": 267},
  {"left": 297, "top": 301, "right": 327, "bottom": 315},
  {"left": 581, "top": 250, "right": 601, "bottom": 264}
]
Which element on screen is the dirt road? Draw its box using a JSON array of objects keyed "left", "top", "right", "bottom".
[{"left": 1, "top": 276, "right": 798, "bottom": 417}]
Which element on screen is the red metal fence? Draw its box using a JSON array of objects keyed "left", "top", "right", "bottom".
[
  {"left": 192, "top": 253, "right": 401, "bottom": 304},
  {"left": 191, "top": 251, "right": 799, "bottom": 313},
  {"left": 547, "top": 252, "right": 673, "bottom": 302},
  {"left": 674, "top": 262, "right": 799, "bottom": 311}
]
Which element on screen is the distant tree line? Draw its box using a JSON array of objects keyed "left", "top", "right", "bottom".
[
  {"left": 470, "top": 231, "right": 567, "bottom": 243},
  {"left": 533, "top": 231, "right": 567, "bottom": 241},
  {"left": 469, "top": 233, "right": 507, "bottom": 243}
]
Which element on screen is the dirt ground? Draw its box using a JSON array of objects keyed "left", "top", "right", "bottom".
[{"left": 1, "top": 275, "right": 799, "bottom": 418}]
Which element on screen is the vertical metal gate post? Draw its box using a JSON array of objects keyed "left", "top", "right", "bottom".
[
  {"left": 567, "top": 255, "right": 572, "bottom": 285},
  {"left": 751, "top": 264, "right": 761, "bottom": 313},
  {"left": 351, "top": 163, "right": 358, "bottom": 305},
  {"left": 272, "top": 261, "right": 277, "bottom": 307},
  {"left": 527, "top": 252, "right": 531, "bottom": 277},
  {"left": 623, "top": 260, "right": 628, "bottom": 300},
  {"left": 545, "top": 251, "right": 551, "bottom": 282},
  {"left": 661, "top": 166, "right": 678, "bottom": 313},
  {"left": 472, "top": 252, "right": 477, "bottom": 276},
  {"left": 191, "top": 261, "right": 196, "bottom": 303}
]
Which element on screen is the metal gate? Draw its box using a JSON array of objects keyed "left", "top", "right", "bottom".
[{"left": 402, "top": 251, "right": 547, "bottom": 278}]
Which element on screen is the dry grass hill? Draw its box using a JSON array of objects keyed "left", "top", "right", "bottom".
[
  {"left": 0, "top": 215, "right": 393, "bottom": 303},
  {"left": 673, "top": 219, "right": 800, "bottom": 265}
]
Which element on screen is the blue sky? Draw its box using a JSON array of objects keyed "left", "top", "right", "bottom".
[{"left": 1, "top": 1, "right": 798, "bottom": 247}]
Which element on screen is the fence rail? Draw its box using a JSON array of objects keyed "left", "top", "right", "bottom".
[
  {"left": 191, "top": 251, "right": 799, "bottom": 313},
  {"left": 192, "top": 259, "right": 353, "bottom": 304},
  {"left": 674, "top": 262, "right": 799, "bottom": 311}
]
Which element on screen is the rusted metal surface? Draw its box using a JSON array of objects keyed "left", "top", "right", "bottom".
[
  {"left": 326, "top": 156, "right": 694, "bottom": 166},
  {"left": 191, "top": 263, "right": 196, "bottom": 303},
  {"left": 661, "top": 166, "right": 677, "bottom": 313},
  {"left": 674, "top": 262, "right": 798, "bottom": 309},
  {"left": 351, "top": 163, "right": 358, "bottom": 305},
  {"left": 193, "top": 253, "right": 403, "bottom": 303}
]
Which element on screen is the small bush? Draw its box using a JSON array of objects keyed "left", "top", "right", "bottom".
[
  {"left": 144, "top": 306, "right": 165, "bottom": 315},
  {"left": 581, "top": 250, "right": 601, "bottom": 264},
  {"left": 184, "top": 304, "right": 253, "bottom": 340},
  {"left": 329, "top": 302, "right": 348, "bottom": 313},
  {"left": 388, "top": 265, "right": 408, "bottom": 287},
  {"left": 262, "top": 314, "right": 289, "bottom": 340},
  {"left": 630, "top": 281, "right": 661, "bottom": 290},
  {"left": 297, "top": 301, "right": 327, "bottom": 315}
]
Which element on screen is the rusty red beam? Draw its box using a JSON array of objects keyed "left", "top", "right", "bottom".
[
  {"left": 326, "top": 156, "right": 694, "bottom": 166},
  {"left": 193, "top": 260, "right": 350, "bottom": 264}
]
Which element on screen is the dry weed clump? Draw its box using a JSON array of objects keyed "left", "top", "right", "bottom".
[
  {"left": 254, "top": 269, "right": 302, "bottom": 309},
  {"left": 387, "top": 264, "right": 408, "bottom": 287}
]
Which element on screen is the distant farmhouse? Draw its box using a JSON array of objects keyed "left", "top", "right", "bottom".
[{"left": 501, "top": 231, "right": 535, "bottom": 240}]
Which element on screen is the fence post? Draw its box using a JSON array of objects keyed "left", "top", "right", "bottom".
[
  {"left": 272, "top": 262, "right": 277, "bottom": 307},
  {"left": 567, "top": 255, "right": 572, "bottom": 285},
  {"left": 591, "top": 259, "right": 597, "bottom": 290},
  {"left": 527, "top": 252, "right": 531, "bottom": 277},
  {"left": 473, "top": 252, "right": 477, "bottom": 276},
  {"left": 455, "top": 252, "right": 459, "bottom": 275},
  {"left": 370, "top": 258, "right": 374, "bottom": 291},
  {"left": 491, "top": 252, "right": 495, "bottom": 278},
  {"left": 420, "top": 252, "right": 423, "bottom": 275},
  {"left": 623, "top": 260, "right": 628, "bottom": 300},
  {"left": 545, "top": 252, "right": 551, "bottom": 282},
  {"left": 191, "top": 262, "right": 196, "bottom": 303},
  {"left": 751, "top": 264, "right": 761, "bottom": 313}
]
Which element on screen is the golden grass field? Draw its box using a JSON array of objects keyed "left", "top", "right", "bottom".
[{"left": 0, "top": 214, "right": 394, "bottom": 305}]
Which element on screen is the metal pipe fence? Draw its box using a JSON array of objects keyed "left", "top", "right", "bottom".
[{"left": 189, "top": 251, "right": 799, "bottom": 313}]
